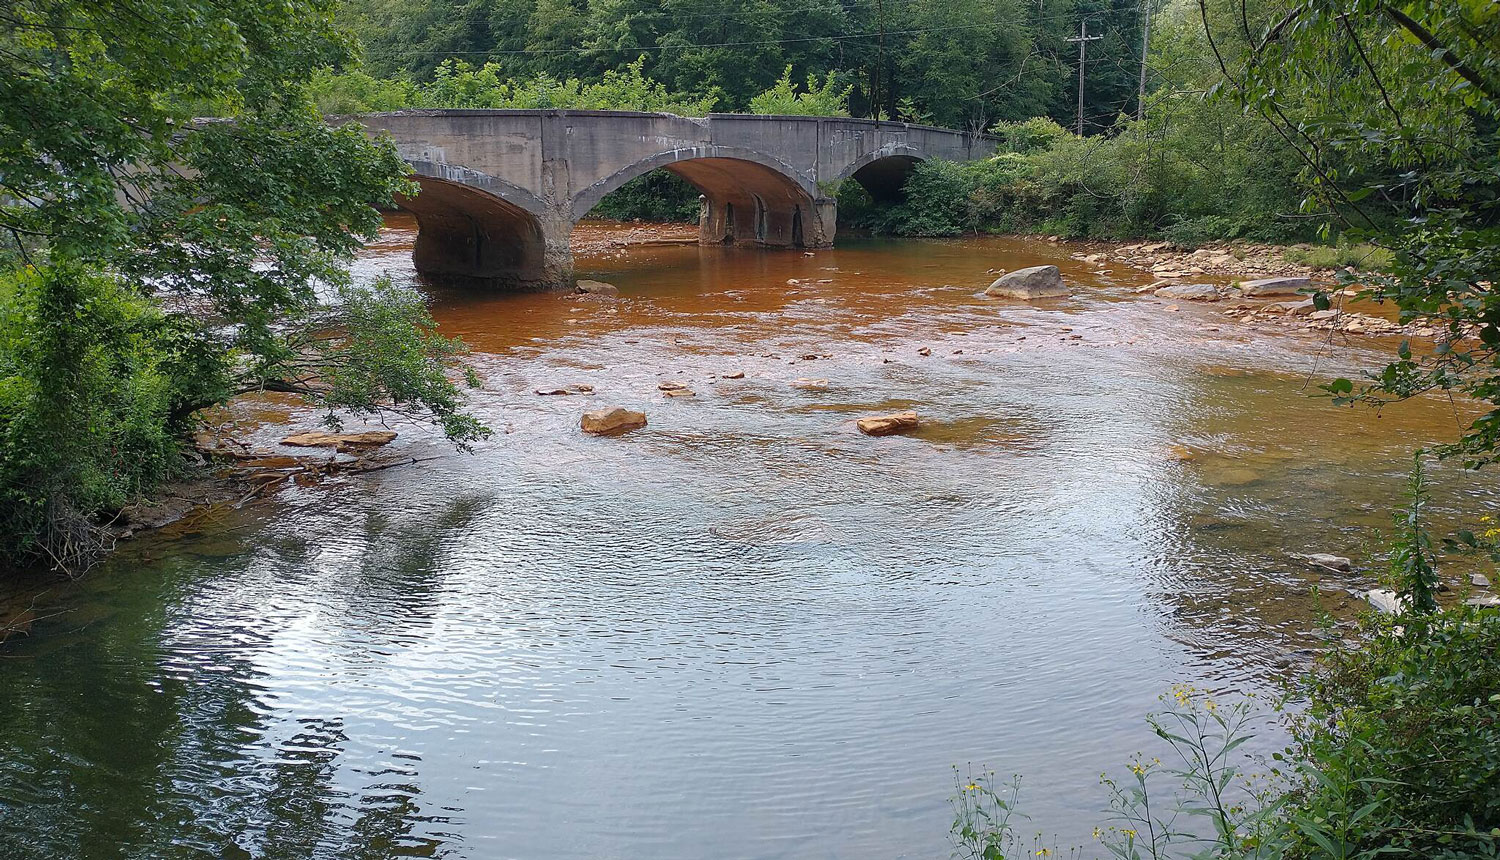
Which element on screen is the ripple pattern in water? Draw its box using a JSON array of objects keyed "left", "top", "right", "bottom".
[{"left": 1, "top": 219, "right": 1493, "bottom": 859}]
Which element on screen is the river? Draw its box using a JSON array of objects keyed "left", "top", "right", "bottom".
[{"left": 0, "top": 216, "right": 1491, "bottom": 859}]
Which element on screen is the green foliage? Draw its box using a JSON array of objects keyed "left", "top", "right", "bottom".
[
  {"left": 0, "top": 265, "right": 179, "bottom": 571},
  {"left": 589, "top": 169, "right": 701, "bottom": 222},
  {"left": 313, "top": 280, "right": 487, "bottom": 447},
  {"left": 0, "top": 0, "right": 488, "bottom": 573},
  {"left": 308, "top": 68, "right": 419, "bottom": 113},
  {"left": 1282, "top": 244, "right": 1393, "bottom": 272},
  {"left": 1210, "top": 1, "right": 1500, "bottom": 467},
  {"left": 335, "top": 0, "right": 1145, "bottom": 125},
  {"left": 747, "top": 66, "right": 851, "bottom": 117},
  {"left": 314, "top": 56, "right": 721, "bottom": 114},
  {"left": 1388, "top": 454, "right": 1440, "bottom": 614},
  {"left": 1291, "top": 606, "right": 1500, "bottom": 858}
]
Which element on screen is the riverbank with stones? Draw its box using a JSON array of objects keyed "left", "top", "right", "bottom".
[{"left": 1054, "top": 237, "right": 1446, "bottom": 341}]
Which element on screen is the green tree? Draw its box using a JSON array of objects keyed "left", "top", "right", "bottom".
[
  {"left": 748, "top": 66, "right": 851, "bottom": 116},
  {"left": 1, "top": 0, "right": 485, "bottom": 572},
  {"left": 1203, "top": 1, "right": 1500, "bottom": 465}
]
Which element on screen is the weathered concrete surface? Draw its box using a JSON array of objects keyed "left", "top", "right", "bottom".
[{"left": 351, "top": 110, "right": 998, "bottom": 289}]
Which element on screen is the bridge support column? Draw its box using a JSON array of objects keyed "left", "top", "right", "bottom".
[{"left": 696, "top": 194, "right": 834, "bottom": 249}]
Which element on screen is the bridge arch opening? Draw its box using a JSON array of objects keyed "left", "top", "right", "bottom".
[
  {"left": 576, "top": 153, "right": 831, "bottom": 250},
  {"left": 850, "top": 155, "right": 923, "bottom": 203},
  {"left": 398, "top": 175, "right": 555, "bottom": 289}
]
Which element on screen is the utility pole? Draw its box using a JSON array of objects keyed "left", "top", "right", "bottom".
[
  {"left": 1137, "top": 3, "right": 1151, "bottom": 121},
  {"left": 1066, "top": 19, "right": 1102, "bottom": 135},
  {"left": 874, "top": 0, "right": 886, "bottom": 121}
]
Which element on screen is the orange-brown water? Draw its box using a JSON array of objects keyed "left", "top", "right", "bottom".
[{"left": 0, "top": 214, "right": 1492, "bottom": 859}]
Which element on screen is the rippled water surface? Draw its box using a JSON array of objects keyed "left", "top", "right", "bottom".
[{"left": 2, "top": 217, "right": 1493, "bottom": 859}]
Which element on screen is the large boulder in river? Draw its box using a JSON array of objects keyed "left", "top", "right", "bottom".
[
  {"left": 857, "top": 411, "right": 919, "bottom": 436},
  {"left": 985, "top": 265, "right": 1068, "bottom": 299},
  {"left": 1153, "top": 283, "right": 1221, "bottom": 301},
  {"left": 1239, "top": 276, "right": 1310, "bottom": 297},
  {"left": 581, "top": 406, "right": 646, "bottom": 435}
]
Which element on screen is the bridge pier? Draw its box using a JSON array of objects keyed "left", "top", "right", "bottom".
[{"left": 697, "top": 194, "right": 836, "bottom": 249}]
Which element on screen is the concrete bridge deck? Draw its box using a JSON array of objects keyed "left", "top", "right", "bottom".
[{"left": 352, "top": 109, "right": 999, "bottom": 289}]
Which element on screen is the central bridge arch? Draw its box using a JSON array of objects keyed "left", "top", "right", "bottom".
[{"left": 351, "top": 110, "right": 998, "bottom": 289}]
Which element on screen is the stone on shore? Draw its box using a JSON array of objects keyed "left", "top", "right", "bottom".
[
  {"left": 857, "top": 411, "right": 919, "bottom": 437},
  {"left": 985, "top": 265, "right": 1068, "bottom": 299},
  {"left": 1264, "top": 298, "right": 1317, "bottom": 316},
  {"left": 282, "top": 430, "right": 397, "bottom": 450},
  {"left": 576, "top": 279, "right": 619, "bottom": 296},
  {"left": 1153, "top": 283, "right": 1221, "bottom": 301},
  {"left": 581, "top": 407, "right": 647, "bottom": 435},
  {"left": 1239, "top": 276, "right": 1310, "bottom": 297}
]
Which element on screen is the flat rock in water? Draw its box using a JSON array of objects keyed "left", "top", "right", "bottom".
[
  {"left": 985, "top": 265, "right": 1068, "bottom": 299},
  {"left": 1367, "top": 588, "right": 1407, "bottom": 615},
  {"left": 721, "top": 370, "right": 745, "bottom": 379},
  {"left": 791, "top": 378, "right": 828, "bottom": 390},
  {"left": 282, "top": 430, "right": 396, "bottom": 449},
  {"left": 857, "top": 411, "right": 919, "bottom": 437},
  {"left": 575, "top": 279, "right": 619, "bottom": 296},
  {"left": 1302, "top": 553, "right": 1353, "bottom": 572},
  {"left": 1154, "top": 283, "right": 1221, "bottom": 301},
  {"left": 1239, "top": 276, "right": 1311, "bottom": 297},
  {"left": 581, "top": 407, "right": 647, "bottom": 435},
  {"left": 1472, "top": 573, "right": 1491, "bottom": 588}
]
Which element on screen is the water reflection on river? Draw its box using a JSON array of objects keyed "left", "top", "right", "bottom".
[{"left": 1, "top": 215, "right": 1493, "bottom": 859}]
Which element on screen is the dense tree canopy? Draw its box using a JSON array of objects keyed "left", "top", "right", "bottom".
[{"left": 335, "top": 0, "right": 1148, "bottom": 129}]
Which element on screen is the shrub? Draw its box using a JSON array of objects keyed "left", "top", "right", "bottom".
[
  {"left": 0, "top": 264, "right": 181, "bottom": 571},
  {"left": 748, "top": 66, "right": 852, "bottom": 117}
]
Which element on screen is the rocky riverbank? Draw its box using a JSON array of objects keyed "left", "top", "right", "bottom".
[{"left": 1057, "top": 237, "right": 1446, "bottom": 341}]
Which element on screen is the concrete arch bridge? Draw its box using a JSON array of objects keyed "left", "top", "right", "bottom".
[{"left": 352, "top": 109, "right": 998, "bottom": 289}]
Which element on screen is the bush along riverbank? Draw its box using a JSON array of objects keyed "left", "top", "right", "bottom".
[{"left": 952, "top": 459, "right": 1500, "bottom": 860}]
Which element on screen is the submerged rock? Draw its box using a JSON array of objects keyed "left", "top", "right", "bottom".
[
  {"left": 1300, "top": 553, "right": 1353, "bottom": 572},
  {"left": 1239, "top": 276, "right": 1310, "bottom": 297},
  {"left": 985, "top": 265, "right": 1068, "bottom": 299},
  {"left": 581, "top": 407, "right": 647, "bottom": 435},
  {"left": 857, "top": 411, "right": 919, "bottom": 436},
  {"left": 576, "top": 279, "right": 619, "bottom": 296},
  {"left": 791, "top": 378, "right": 828, "bottom": 390}
]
